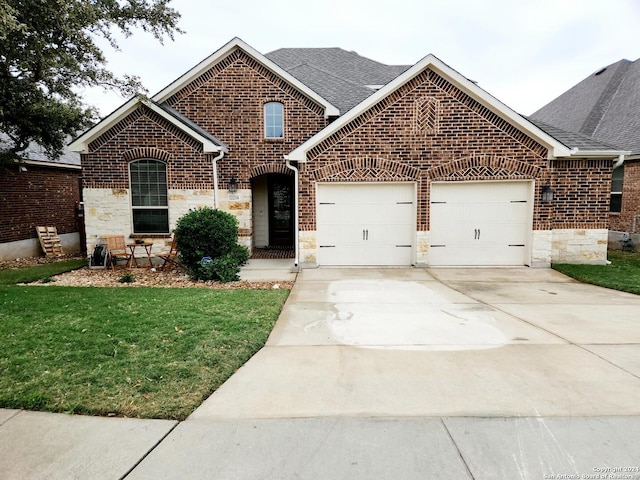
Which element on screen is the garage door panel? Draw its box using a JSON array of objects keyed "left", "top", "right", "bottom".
[
  {"left": 317, "top": 183, "right": 415, "bottom": 266},
  {"left": 430, "top": 181, "right": 532, "bottom": 267}
]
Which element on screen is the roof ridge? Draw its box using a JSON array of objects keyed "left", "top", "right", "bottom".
[{"left": 289, "top": 62, "right": 379, "bottom": 90}]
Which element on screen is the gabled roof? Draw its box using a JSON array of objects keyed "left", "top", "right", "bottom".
[
  {"left": 266, "top": 48, "right": 409, "bottom": 113},
  {"left": 286, "top": 54, "right": 578, "bottom": 162},
  {"left": 69, "top": 98, "right": 228, "bottom": 154},
  {"left": 153, "top": 37, "right": 338, "bottom": 117},
  {"left": 531, "top": 58, "right": 640, "bottom": 154},
  {"left": 69, "top": 38, "right": 339, "bottom": 153}
]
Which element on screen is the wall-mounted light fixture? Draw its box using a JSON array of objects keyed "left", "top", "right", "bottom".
[
  {"left": 228, "top": 177, "right": 238, "bottom": 194},
  {"left": 541, "top": 185, "right": 554, "bottom": 203}
]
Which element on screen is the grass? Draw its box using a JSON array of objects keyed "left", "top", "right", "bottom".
[
  {"left": 552, "top": 250, "right": 640, "bottom": 295},
  {"left": 0, "top": 261, "right": 289, "bottom": 420},
  {"left": 0, "top": 258, "right": 86, "bottom": 285}
]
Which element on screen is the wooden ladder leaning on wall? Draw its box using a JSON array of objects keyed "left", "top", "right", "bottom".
[{"left": 36, "top": 226, "right": 64, "bottom": 257}]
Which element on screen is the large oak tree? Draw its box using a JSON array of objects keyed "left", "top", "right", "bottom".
[{"left": 0, "top": 0, "right": 182, "bottom": 165}]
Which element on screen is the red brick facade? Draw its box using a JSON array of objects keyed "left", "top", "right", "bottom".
[
  {"left": 610, "top": 159, "right": 640, "bottom": 232},
  {"left": 0, "top": 164, "right": 81, "bottom": 243},
  {"left": 84, "top": 107, "right": 212, "bottom": 190},
  {"left": 81, "top": 49, "right": 325, "bottom": 194},
  {"left": 300, "top": 69, "right": 612, "bottom": 232}
]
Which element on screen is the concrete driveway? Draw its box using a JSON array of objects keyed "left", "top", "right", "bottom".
[{"left": 191, "top": 267, "right": 640, "bottom": 419}]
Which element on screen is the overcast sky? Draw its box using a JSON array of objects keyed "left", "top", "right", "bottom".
[{"left": 83, "top": 0, "right": 640, "bottom": 118}]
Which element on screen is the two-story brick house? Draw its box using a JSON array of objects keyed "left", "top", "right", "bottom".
[{"left": 70, "top": 37, "right": 625, "bottom": 267}]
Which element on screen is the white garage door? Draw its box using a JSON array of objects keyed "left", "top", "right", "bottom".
[
  {"left": 429, "top": 181, "right": 532, "bottom": 266},
  {"left": 317, "top": 183, "right": 415, "bottom": 266}
]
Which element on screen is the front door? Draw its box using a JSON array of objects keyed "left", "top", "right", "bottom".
[{"left": 268, "top": 174, "right": 294, "bottom": 247}]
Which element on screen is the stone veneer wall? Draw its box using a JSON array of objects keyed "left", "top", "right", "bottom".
[
  {"left": 551, "top": 229, "right": 608, "bottom": 264},
  {"left": 299, "top": 230, "right": 317, "bottom": 267},
  {"left": 83, "top": 188, "right": 214, "bottom": 253},
  {"left": 218, "top": 189, "right": 253, "bottom": 251}
]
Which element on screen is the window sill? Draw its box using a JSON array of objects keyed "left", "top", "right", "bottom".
[
  {"left": 130, "top": 234, "right": 171, "bottom": 239},
  {"left": 264, "top": 137, "right": 285, "bottom": 142}
]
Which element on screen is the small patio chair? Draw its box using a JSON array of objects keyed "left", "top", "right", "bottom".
[
  {"left": 103, "top": 235, "right": 132, "bottom": 270},
  {"left": 157, "top": 235, "right": 181, "bottom": 271}
]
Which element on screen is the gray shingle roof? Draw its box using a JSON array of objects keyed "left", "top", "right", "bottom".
[
  {"left": 1, "top": 133, "right": 80, "bottom": 166},
  {"left": 528, "top": 119, "right": 622, "bottom": 152},
  {"left": 530, "top": 58, "right": 640, "bottom": 154},
  {"left": 154, "top": 102, "right": 229, "bottom": 151},
  {"left": 266, "top": 48, "right": 410, "bottom": 113}
]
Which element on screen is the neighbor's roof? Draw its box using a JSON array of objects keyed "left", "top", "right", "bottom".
[
  {"left": 266, "top": 48, "right": 409, "bottom": 113},
  {"left": 529, "top": 119, "right": 625, "bottom": 153},
  {"left": 530, "top": 58, "right": 640, "bottom": 154},
  {"left": 1, "top": 133, "right": 80, "bottom": 168}
]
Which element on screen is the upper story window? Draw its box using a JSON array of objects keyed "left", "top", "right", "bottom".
[
  {"left": 264, "top": 102, "right": 284, "bottom": 139},
  {"left": 130, "top": 159, "right": 169, "bottom": 234},
  {"left": 610, "top": 164, "right": 623, "bottom": 213}
]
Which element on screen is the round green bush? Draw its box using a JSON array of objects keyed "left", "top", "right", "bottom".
[{"left": 174, "top": 207, "right": 249, "bottom": 281}]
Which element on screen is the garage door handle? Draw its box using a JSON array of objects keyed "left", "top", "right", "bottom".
[
  {"left": 362, "top": 229, "right": 369, "bottom": 240},
  {"left": 474, "top": 228, "right": 481, "bottom": 240}
]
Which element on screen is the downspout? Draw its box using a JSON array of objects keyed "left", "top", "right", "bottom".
[
  {"left": 614, "top": 154, "right": 624, "bottom": 169},
  {"left": 211, "top": 150, "right": 225, "bottom": 209},
  {"left": 285, "top": 158, "right": 299, "bottom": 267}
]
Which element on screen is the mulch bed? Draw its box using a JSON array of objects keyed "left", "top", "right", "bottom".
[{"left": 2, "top": 254, "right": 293, "bottom": 290}]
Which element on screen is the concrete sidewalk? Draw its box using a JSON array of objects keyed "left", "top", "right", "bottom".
[{"left": 2, "top": 267, "right": 640, "bottom": 479}]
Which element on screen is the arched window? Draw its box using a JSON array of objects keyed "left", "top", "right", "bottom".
[
  {"left": 264, "top": 101, "right": 284, "bottom": 139},
  {"left": 130, "top": 159, "right": 169, "bottom": 233}
]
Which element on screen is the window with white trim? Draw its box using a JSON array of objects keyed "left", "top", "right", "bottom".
[
  {"left": 610, "top": 165, "right": 623, "bottom": 213},
  {"left": 130, "top": 159, "right": 169, "bottom": 233},
  {"left": 264, "top": 101, "right": 284, "bottom": 139}
]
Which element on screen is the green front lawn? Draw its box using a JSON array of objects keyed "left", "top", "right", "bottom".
[
  {"left": 0, "top": 279, "right": 288, "bottom": 420},
  {"left": 0, "top": 258, "right": 86, "bottom": 285},
  {"left": 552, "top": 250, "right": 640, "bottom": 295}
]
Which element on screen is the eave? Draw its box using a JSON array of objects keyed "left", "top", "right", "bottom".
[{"left": 68, "top": 99, "right": 227, "bottom": 154}]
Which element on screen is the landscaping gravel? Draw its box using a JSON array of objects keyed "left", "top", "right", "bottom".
[{"left": 2, "top": 255, "right": 293, "bottom": 290}]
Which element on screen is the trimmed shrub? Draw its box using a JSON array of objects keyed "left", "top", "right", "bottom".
[{"left": 174, "top": 207, "right": 249, "bottom": 282}]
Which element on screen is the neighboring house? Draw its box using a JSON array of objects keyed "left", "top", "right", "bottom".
[
  {"left": 0, "top": 136, "right": 83, "bottom": 261},
  {"left": 69, "top": 37, "right": 626, "bottom": 267},
  {"left": 530, "top": 58, "right": 640, "bottom": 241}
]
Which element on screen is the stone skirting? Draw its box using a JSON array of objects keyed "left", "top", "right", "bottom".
[
  {"left": 83, "top": 187, "right": 215, "bottom": 252},
  {"left": 551, "top": 228, "right": 608, "bottom": 265}
]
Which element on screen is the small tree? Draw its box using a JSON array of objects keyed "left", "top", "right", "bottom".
[{"left": 174, "top": 207, "right": 249, "bottom": 282}]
